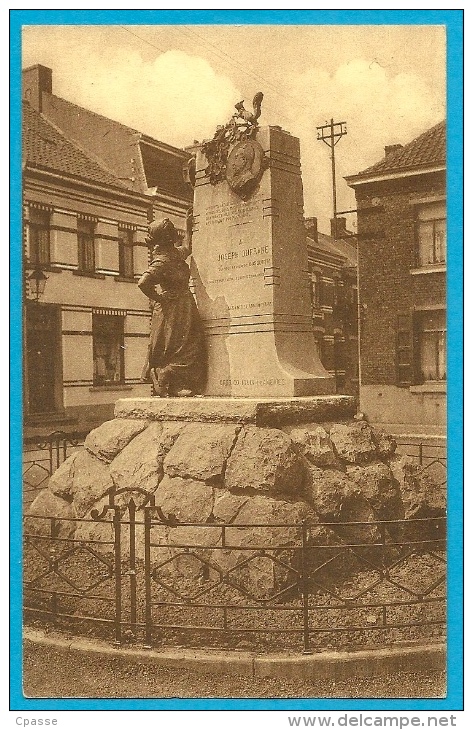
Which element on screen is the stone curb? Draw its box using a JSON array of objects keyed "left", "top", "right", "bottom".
[{"left": 24, "top": 628, "right": 445, "bottom": 680}]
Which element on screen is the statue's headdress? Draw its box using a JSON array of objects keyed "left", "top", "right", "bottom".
[{"left": 146, "top": 218, "right": 179, "bottom": 247}]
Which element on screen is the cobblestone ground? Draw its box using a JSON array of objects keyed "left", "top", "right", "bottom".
[{"left": 22, "top": 642, "right": 446, "bottom": 700}]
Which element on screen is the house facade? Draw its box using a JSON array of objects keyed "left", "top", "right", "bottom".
[
  {"left": 346, "top": 121, "right": 446, "bottom": 438},
  {"left": 22, "top": 65, "right": 192, "bottom": 229},
  {"left": 305, "top": 217, "right": 358, "bottom": 396},
  {"left": 22, "top": 66, "right": 192, "bottom": 434}
]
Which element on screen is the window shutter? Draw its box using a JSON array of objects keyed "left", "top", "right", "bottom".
[{"left": 396, "top": 313, "right": 413, "bottom": 386}]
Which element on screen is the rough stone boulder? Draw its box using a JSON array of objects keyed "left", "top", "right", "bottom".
[
  {"left": 224, "top": 426, "right": 304, "bottom": 495},
  {"left": 305, "top": 466, "right": 354, "bottom": 520},
  {"left": 163, "top": 423, "right": 241, "bottom": 482},
  {"left": 289, "top": 425, "right": 339, "bottom": 468},
  {"left": 48, "top": 449, "right": 114, "bottom": 517},
  {"left": 306, "top": 466, "right": 380, "bottom": 546},
  {"left": 346, "top": 462, "right": 403, "bottom": 520},
  {"left": 85, "top": 418, "right": 148, "bottom": 463},
  {"left": 25, "top": 489, "right": 77, "bottom": 539},
  {"left": 156, "top": 475, "right": 214, "bottom": 524},
  {"left": 154, "top": 477, "right": 216, "bottom": 578},
  {"left": 110, "top": 422, "right": 164, "bottom": 496},
  {"left": 389, "top": 454, "right": 446, "bottom": 519},
  {"left": 211, "top": 495, "right": 316, "bottom": 598},
  {"left": 329, "top": 422, "right": 376, "bottom": 464},
  {"left": 212, "top": 490, "right": 250, "bottom": 523},
  {"left": 372, "top": 430, "right": 397, "bottom": 459},
  {"left": 25, "top": 399, "right": 445, "bottom": 601},
  {"left": 388, "top": 454, "right": 446, "bottom": 546}
]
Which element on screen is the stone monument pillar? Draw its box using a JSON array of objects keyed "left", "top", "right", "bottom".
[{"left": 191, "top": 123, "right": 335, "bottom": 397}]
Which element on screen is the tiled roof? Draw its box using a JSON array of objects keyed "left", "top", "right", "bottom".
[
  {"left": 348, "top": 120, "right": 445, "bottom": 180},
  {"left": 307, "top": 232, "right": 357, "bottom": 267},
  {"left": 22, "top": 101, "right": 128, "bottom": 190},
  {"left": 40, "top": 92, "right": 192, "bottom": 200}
]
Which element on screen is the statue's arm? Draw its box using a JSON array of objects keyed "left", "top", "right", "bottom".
[
  {"left": 175, "top": 207, "right": 193, "bottom": 260},
  {"left": 138, "top": 272, "right": 160, "bottom": 302}
]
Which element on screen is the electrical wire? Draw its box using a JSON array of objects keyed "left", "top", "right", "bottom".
[{"left": 118, "top": 24, "right": 310, "bottom": 126}]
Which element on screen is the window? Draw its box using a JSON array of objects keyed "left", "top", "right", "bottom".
[
  {"left": 310, "top": 273, "right": 321, "bottom": 308},
  {"left": 78, "top": 219, "right": 96, "bottom": 273},
  {"left": 118, "top": 228, "right": 134, "bottom": 279},
  {"left": 92, "top": 313, "right": 124, "bottom": 386},
  {"left": 396, "top": 314, "right": 414, "bottom": 386},
  {"left": 417, "top": 310, "right": 446, "bottom": 382},
  {"left": 416, "top": 202, "right": 446, "bottom": 266},
  {"left": 28, "top": 208, "right": 50, "bottom": 265},
  {"left": 396, "top": 310, "right": 446, "bottom": 387}
]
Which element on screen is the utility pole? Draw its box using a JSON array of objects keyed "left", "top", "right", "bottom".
[{"left": 316, "top": 119, "right": 347, "bottom": 239}]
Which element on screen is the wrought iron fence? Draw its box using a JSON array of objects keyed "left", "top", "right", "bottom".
[
  {"left": 24, "top": 488, "right": 446, "bottom": 654},
  {"left": 23, "top": 431, "right": 85, "bottom": 508},
  {"left": 396, "top": 441, "right": 446, "bottom": 488}
]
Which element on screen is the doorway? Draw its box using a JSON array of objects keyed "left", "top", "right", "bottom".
[{"left": 25, "top": 303, "right": 62, "bottom": 415}]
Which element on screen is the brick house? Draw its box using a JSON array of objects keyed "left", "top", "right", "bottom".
[
  {"left": 305, "top": 217, "right": 358, "bottom": 395},
  {"left": 22, "top": 66, "right": 192, "bottom": 434},
  {"left": 346, "top": 121, "right": 446, "bottom": 437}
]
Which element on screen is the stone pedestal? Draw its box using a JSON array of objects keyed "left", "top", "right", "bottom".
[
  {"left": 191, "top": 125, "right": 334, "bottom": 397},
  {"left": 28, "top": 396, "right": 446, "bottom": 599}
]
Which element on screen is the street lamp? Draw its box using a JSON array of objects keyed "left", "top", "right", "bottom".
[{"left": 27, "top": 268, "right": 48, "bottom": 302}]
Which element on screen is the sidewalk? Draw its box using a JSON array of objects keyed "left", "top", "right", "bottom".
[{"left": 23, "top": 631, "right": 446, "bottom": 700}]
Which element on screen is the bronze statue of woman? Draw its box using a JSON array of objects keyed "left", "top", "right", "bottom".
[{"left": 138, "top": 210, "right": 206, "bottom": 397}]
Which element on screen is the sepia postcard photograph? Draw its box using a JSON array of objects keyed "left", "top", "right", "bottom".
[{"left": 10, "top": 8, "right": 464, "bottom": 719}]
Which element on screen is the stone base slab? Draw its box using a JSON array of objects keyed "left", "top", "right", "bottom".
[{"left": 114, "top": 395, "right": 356, "bottom": 426}]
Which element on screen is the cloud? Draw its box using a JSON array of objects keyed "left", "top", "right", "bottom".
[
  {"left": 22, "top": 26, "right": 445, "bottom": 230},
  {"left": 279, "top": 58, "right": 445, "bottom": 229},
  {"left": 69, "top": 49, "right": 242, "bottom": 147},
  {"left": 22, "top": 28, "right": 241, "bottom": 148}
]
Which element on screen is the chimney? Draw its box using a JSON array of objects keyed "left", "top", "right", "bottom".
[
  {"left": 331, "top": 216, "right": 347, "bottom": 240},
  {"left": 384, "top": 143, "right": 403, "bottom": 157},
  {"left": 22, "top": 65, "right": 52, "bottom": 112},
  {"left": 304, "top": 217, "right": 318, "bottom": 243}
]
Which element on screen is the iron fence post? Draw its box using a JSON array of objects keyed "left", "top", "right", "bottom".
[
  {"left": 128, "top": 499, "right": 137, "bottom": 635},
  {"left": 380, "top": 522, "right": 387, "bottom": 629},
  {"left": 301, "top": 523, "right": 312, "bottom": 655},
  {"left": 113, "top": 507, "right": 122, "bottom": 646},
  {"left": 50, "top": 516, "right": 58, "bottom": 623},
  {"left": 144, "top": 505, "right": 152, "bottom": 648}
]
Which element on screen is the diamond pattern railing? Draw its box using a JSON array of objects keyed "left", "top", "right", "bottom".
[
  {"left": 23, "top": 431, "right": 85, "bottom": 509},
  {"left": 23, "top": 487, "right": 446, "bottom": 653}
]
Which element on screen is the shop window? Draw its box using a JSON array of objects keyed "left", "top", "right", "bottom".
[
  {"left": 78, "top": 218, "right": 96, "bottom": 273},
  {"left": 118, "top": 228, "right": 134, "bottom": 279},
  {"left": 416, "top": 202, "right": 446, "bottom": 266},
  {"left": 28, "top": 208, "right": 50, "bottom": 265},
  {"left": 92, "top": 313, "right": 124, "bottom": 386}
]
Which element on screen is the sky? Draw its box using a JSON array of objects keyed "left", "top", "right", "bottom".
[{"left": 22, "top": 23, "right": 446, "bottom": 233}]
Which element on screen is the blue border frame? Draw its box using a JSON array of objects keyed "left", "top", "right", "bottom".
[{"left": 10, "top": 9, "right": 464, "bottom": 712}]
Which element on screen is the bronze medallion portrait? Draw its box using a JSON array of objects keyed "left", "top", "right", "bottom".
[{"left": 226, "top": 139, "right": 264, "bottom": 199}]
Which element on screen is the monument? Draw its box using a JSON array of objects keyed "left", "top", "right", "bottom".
[{"left": 189, "top": 94, "right": 335, "bottom": 397}]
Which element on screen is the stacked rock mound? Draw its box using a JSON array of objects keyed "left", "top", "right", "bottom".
[{"left": 28, "top": 403, "right": 445, "bottom": 597}]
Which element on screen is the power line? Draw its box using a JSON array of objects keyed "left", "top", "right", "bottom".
[
  {"left": 169, "top": 26, "right": 295, "bottom": 125},
  {"left": 118, "top": 25, "right": 169, "bottom": 55},
  {"left": 179, "top": 24, "right": 313, "bottom": 116},
  {"left": 118, "top": 24, "right": 308, "bottom": 127}
]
